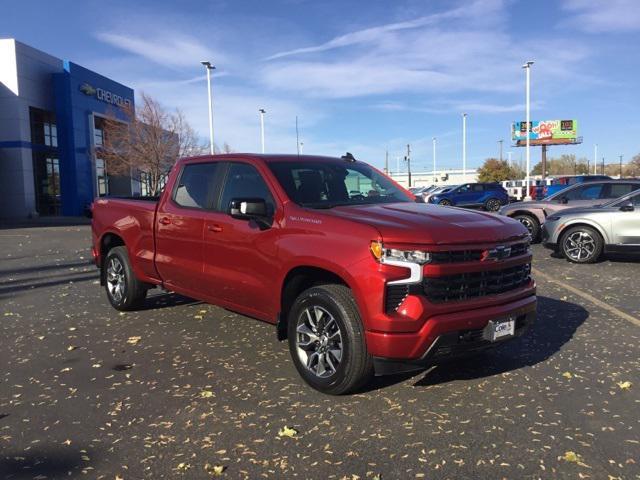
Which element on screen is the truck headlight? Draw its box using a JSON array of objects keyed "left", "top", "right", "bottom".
[{"left": 370, "top": 241, "right": 431, "bottom": 264}]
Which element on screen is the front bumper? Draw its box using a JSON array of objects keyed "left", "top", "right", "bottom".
[{"left": 367, "top": 293, "right": 537, "bottom": 374}]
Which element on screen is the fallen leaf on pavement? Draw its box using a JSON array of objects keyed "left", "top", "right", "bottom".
[
  {"left": 126, "top": 336, "right": 142, "bottom": 345},
  {"left": 278, "top": 426, "right": 298, "bottom": 438}
]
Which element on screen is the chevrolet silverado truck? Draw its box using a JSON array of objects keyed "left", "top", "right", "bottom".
[{"left": 91, "top": 154, "right": 536, "bottom": 395}]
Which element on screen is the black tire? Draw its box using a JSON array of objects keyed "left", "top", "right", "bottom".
[
  {"left": 513, "top": 214, "right": 540, "bottom": 242},
  {"left": 484, "top": 198, "right": 502, "bottom": 212},
  {"left": 287, "top": 284, "right": 373, "bottom": 395},
  {"left": 560, "top": 226, "right": 603, "bottom": 264},
  {"left": 438, "top": 199, "right": 452, "bottom": 206},
  {"left": 104, "top": 246, "right": 147, "bottom": 311}
]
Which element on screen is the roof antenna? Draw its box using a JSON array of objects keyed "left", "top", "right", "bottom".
[
  {"left": 341, "top": 152, "right": 356, "bottom": 162},
  {"left": 295, "top": 115, "right": 300, "bottom": 157}
]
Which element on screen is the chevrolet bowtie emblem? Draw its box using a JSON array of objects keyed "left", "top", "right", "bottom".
[{"left": 483, "top": 245, "right": 511, "bottom": 261}]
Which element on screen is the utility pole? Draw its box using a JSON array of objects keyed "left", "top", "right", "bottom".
[
  {"left": 295, "top": 116, "right": 300, "bottom": 155},
  {"left": 432, "top": 137, "right": 437, "bottom": 183},
  {"left": 200, "top": 60, "right": 216, "bottom": 154},
  {"left": 384, "top": 150, "right": 389, "bottom": 174},
  {"left": 498, "top": 139, "right": 503, "bottom": 162},
  {"left": 541, "top": 145, "right": 548, "bottom": 179},
  {"left": 405, "top": 144, "right": 412, "bottom": 188},
  {"left": 462, "top": 113, "right": 467, "bottom": 176},
  {"left": 594, "top": 144, "right": 598, "bottom": 175},
  {"left": 602, "top": 156, "right": 605, "bottom": 175},
  {"left": 619, "top": 155, "right": 624, "bottom": 178},
  {"left": 258, "top": 108, "right": 266, "bottom": 153},
  {"left": 523, "top": 60, "right": 534, "bottom": 200}
]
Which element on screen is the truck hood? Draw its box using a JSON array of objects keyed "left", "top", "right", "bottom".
[{"left": 323, "top": 202, "right": 528, "bottom": 245}]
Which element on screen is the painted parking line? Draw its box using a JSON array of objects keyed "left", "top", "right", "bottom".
[{"left": 532, "top": 267, "right": 640, "bottom": 327}]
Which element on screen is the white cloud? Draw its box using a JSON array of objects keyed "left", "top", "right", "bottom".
[
  {"left": 562, "top": 0, "right": 640, "bottom": 32},
  {"left": 96, "top": 32, "right": 224, "bottom": 68}
]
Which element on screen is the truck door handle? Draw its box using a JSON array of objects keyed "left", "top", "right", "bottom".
[
  {"left": 207, "top": 224, "right": 223, "bottom": 233},
  {"left": 159, "top": 217, "right": 171, "bottom": 225}
]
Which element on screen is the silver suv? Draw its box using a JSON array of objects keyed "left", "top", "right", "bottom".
[{"left": 542, "top": 189, "right": 640, "bottom": 263}]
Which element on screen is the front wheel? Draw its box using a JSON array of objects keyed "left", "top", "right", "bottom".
[
  {"left": 287, "top": 284, "right": 373, "bottom": 395},
  {"left": 484, "top": 198, "right": 502, "bottom": 212},
  {"left": 560, "top": 226, "right": 603, "bottom": 264},
  {"left": 438, "top": 199, "right": 452, "bottom": 206},
  {"left": 513, "top": 214, "right": 540, "bottom": 242},
  {"left": 104, "top": 246, "right": 147, "bottom": 311}
]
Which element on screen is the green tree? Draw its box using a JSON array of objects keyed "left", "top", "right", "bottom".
[{"left": 477, "top": 158, "right": 516, "bottom": 183}]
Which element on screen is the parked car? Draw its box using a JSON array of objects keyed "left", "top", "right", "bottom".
[
  {"left": 91, "top": 154, "right": 536, "bottom": 395},
  {"left": 428, "top": 183, "right": 509, "bottom": 211},
  {"left": 499, "top": 180, "right": 640, "bottom": 240},
  {"left": 423, "top": 185, "right": 455, "bottom": 202},
  {"left": 544, "top": 175, "right": 611, "bottom": 198},
  {"left": 542, "top": 189, "right": 640, "bottom": 263}
]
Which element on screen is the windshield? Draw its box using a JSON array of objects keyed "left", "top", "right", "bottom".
[{"left": 268, "top": 161, "right": 413, "bottom": 208}]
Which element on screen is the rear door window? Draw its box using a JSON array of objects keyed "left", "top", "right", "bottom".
[{"left": 173, "top": 163, "right": 220, "bottom": 209}]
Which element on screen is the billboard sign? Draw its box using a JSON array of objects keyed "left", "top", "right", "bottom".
[{"left": 512, "top": 119, "right": 578, "bottom": 142}]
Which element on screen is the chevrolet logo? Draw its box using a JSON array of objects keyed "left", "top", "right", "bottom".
[
  {"left": 79, "top": 83, "right": 97, "bottom": 96},
  {"left": 483, "top": 245, "right": 511, "bottom": 261}
]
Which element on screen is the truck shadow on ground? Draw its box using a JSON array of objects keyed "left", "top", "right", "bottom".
[
  {"left": 411, "top": 295, "right": 588, "bottom": 388},
  {"left": 0, "top": 447, "right": 95, "bottom": 479},
  {"left": 362, "top": 296, "right": 588, "bottom": 392}
]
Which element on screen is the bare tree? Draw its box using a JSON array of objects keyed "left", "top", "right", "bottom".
[{"left": 99, "top": 93, "right": 207, "bottom": 196}]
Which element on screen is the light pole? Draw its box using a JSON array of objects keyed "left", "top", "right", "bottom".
[
  {"left": 201, "top": 60, "right": 216, "bottom": 154},
  {"left": 522, "top": 60, "right": 534, "bottom": 200},
  {"left": 432, "top": 137, "right": 437, "bottom": 183},
  {"left": 594, "top": 144, "right": 598, "bottom": 175},
  {"left": 619, "top": 154, "right": 624, "bottom": 178},
  {"left": 462, "top": 113, "right": 467, "bottom": 177},
  {"left": 498, "top": 139, "right": 503, "bottom": 162},
  {"left": 508, "top": 151, "right": 512, "bottom": 168},
  {"left": 258, "top": 108, "right": 266, "bottom": 153}
]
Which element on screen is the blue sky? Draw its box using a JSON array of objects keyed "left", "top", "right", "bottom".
[{"left": 2, "top": 0, "right": 640, "bottom": 172}]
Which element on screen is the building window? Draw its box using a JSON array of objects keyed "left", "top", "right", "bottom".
[
  {"left": 30, "top": 107, "right": 58, "bottom": 147},
  {"left": 93, "top": 116, "right": 105, "bottom": 146},
  {"left": 96, "top": 158, "right": 108, "bottom": 196}
]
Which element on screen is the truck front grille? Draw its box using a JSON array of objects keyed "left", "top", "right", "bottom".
[
  {"left": 430, "top": 241, "right": 529, "bottom": 264},
  {"left": 423, "top": 263, "right": 531, "bottom": 303}
]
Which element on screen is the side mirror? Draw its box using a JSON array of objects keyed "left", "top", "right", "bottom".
[
  {"left": 620, "top": 204, "right": 635, "bottom": 212},
  {"left": 228, "top": 198, "right": 272, "bottom": 228}
]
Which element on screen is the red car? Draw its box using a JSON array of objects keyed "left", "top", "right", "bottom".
[{"left": 91, "top": 154, "right": 536, "bottom": 394}]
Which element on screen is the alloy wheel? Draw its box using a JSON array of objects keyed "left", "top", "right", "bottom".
[
  {"left": 295, "top": 305, "right": 343, "bottom": 378},
  {"left": 517, "top": 217, "right": 535, "bottom": 235},
  {"left": 106, "top": 257, "right": 126, "bottom": 303},
  {"left": 486, "top": 199, "right": 501, "bottom": 212},
  {"left": 564, "top": 231, "right": 596, "bottom": 261}
]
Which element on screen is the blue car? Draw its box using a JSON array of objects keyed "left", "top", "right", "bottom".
[{"left": 428, "top": 183, "right": 509, "bottom": 211}]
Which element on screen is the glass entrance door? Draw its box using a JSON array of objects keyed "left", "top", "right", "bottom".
[{"left": 33, "top": 153, "right": 61, "bottom": 216}]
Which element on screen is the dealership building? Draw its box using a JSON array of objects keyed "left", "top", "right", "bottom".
[{"left": 0, "top": 39, "right": 140, "bottom": 219}]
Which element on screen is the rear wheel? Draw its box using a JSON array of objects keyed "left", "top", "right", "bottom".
[
  {"left": 287, "top": 284, "right": 373, "bottom": 395},
  {"left": 484, "top": 198, "right": 502, "bottom": 212},
  {"left": 560, "top": 226, "right": 603, "bottom": 264},
  {"left": 513, "top": 214, "right": 540, "bottom": 241},
  {"left": 104, "top": 246, "right": 147, "bottom": 311},
  {"left": 438, "top": 199, "right": 452, "bottom": 206}
]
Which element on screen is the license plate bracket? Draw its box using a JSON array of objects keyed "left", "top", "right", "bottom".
[{"left": 483, "top": 317, "right": 516, "bottom": 342}]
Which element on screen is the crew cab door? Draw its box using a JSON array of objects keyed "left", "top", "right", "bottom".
[
  {"left": 155, "top": 161, "right": 222, "bottom": 296},
  {"left": 201, "top": 161, "right": 280, "bottom": 318}
]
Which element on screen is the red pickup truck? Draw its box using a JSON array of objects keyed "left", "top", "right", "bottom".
[{"left": 91, "top": 154, "right": 536, "bottom": 394}]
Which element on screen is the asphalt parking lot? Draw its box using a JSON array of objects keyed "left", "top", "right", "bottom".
[{"left": 1, "top": 225, "right": 639, "bottom": 480}]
